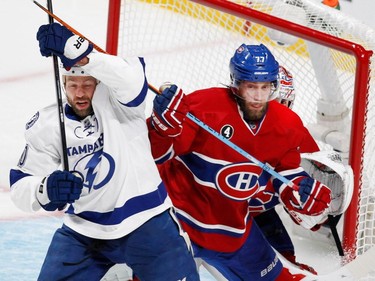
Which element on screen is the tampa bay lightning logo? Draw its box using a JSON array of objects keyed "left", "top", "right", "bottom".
[
  {"left": 215, "top": 163, "right": 263, "bottom": 201},
  {"left": 74, "top": 116, "right": 99, "bottom": 138},
  {"left": 73, "top": 149, "right": 115, "bottom": 191}
]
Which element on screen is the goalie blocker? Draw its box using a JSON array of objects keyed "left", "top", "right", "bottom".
[{"left": 286, "top": 150, "right": 354, "bottom": 230}]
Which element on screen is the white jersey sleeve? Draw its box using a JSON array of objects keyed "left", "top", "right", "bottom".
[
  {"left": 83, "top": 52, "right": 147, "bottom": 105},
  {"left": 10, "top": 104, "right": 63, "bottom": 212}
]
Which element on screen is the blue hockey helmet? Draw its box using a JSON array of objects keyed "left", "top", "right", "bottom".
[{"left": 229, "top": 44, "right": 279, "bottom": 92}]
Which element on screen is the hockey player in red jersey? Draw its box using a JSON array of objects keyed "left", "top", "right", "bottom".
[
  {"left": 252, "top": 65, "right": 319, "bottom": 275},
  {"left": 148, "top": 43, "right": 331, "bottom": 280}
]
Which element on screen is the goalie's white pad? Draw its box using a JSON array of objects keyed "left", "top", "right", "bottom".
[{"left": 288, "top": 150, "right": 353, "bottom": 230}]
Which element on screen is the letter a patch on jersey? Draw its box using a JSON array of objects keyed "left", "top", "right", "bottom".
[{"left": 215, "top": 163, "right": 263, "bottom": 201}]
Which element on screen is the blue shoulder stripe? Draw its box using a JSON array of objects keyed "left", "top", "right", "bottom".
[{"left": 123, "top": 57, "right": 148, "bottom": 107}]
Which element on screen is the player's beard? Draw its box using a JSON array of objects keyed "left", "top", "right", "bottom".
[
  {"left": 237, "top": 99, "right": 268, "bottom": 122},
  {"left": 67, "top": 96, "right": 93, "bottom": 119}
]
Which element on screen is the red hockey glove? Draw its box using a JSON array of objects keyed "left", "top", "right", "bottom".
[
  {"left": 286, "top": 208, "right": 328, "bottom": 230},
  {"left": 280, "top": 177, "right": 331, "bottom": 216},
  {"left": 151, "top": 84, "right": 188, "bottom": 137}
]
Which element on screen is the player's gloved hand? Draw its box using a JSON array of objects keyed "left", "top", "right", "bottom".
[
  {"left": 36, "top": 170, "right": 83, "bottom": 211},
  {"left": 287, "top": 207, "right": 328, "bottom": 230},
  {"left": 280, "top": 177, "right": 331, "bottom": 216},
  {"left": 36, "top": 23, "right": 93, "bottom": 68},
  {"left": 151, "top": 84, "right": 188, "bottom": 137}
]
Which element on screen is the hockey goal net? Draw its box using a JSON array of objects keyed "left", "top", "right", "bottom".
[{"left": 106, "top": 0, "right": 375, "bottom": 261}]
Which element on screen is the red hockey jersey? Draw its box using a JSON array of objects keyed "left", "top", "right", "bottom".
[{"left": 148, "top": 87, "right": 318, "bottom": 252}]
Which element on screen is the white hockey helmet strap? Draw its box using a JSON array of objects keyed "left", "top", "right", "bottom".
[{"left": 301, "top": 150, "right": 354, "bottom": 215}]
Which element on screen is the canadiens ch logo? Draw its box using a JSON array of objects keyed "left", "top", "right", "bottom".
[
  {"left": 73, "top": 149, "right": 115, "bottom": 191},
  {"left": 215, "top": 163, "right": 263, "bottom": 201},
  {"left": 220, "top": 125, "right": 234, "bottom": 139}
]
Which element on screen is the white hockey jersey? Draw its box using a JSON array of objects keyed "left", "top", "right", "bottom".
[{"left": 9, "top": 52, "right": 172, "bottom": 239}]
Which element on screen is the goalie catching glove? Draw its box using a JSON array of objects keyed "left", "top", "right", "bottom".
[
  {"left": 36, "top": 170, "right": 83, "bottom": 211},
  {"left": 36, "top": 23, "right": 93, "bottom": 68},
  {"left": 286, "top": 150, "right": 354, "bottom": 230},
  {"left": 151, "top": 84, "right": 188, "bottom": 137},
  {"left": 280, "top": 177, "right": 331, "bottom": 216}
]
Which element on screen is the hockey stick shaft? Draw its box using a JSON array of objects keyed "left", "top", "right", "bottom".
[
  {"left": 46, "top": 0, "right": 69, "bottom": 171},
  {"left": 31, "top": 2, "right": 297, "bottom": 190}
]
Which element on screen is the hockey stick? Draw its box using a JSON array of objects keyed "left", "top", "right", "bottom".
[
  {"left": 327, "top": 214, "right": 344, "bottom": 256},
  {"left": 46, "top": 0, "right": 69, "bottom": 171},
  {"left": 31, "top": 1, "right": 298, "bottom": 190}
]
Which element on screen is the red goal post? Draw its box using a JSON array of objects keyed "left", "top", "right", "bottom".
[{"left": 106, "top": 0, "right": 375, "bottom": 260}]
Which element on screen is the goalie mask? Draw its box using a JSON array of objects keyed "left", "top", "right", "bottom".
[
  {"left": 277, "top": 66, "right": 295, "bottom": 109},
  {"left": 300, "top": 150, "right": 354, "bottom": 216},
  {"left": 229, "top": 44, "right": 279, "bottom": 102}
]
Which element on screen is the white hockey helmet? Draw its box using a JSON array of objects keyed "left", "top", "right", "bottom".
[
  {"left": 60, "top": 64, "right": 90, "bottom": 77},
  {"left": 277, "top": 65, "right": 295, "bottom": 109},
  {"left": 60, "top": 64, "right": 98, "bottom": 87}
]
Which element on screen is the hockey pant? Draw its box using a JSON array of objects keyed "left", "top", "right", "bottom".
[
  {"left": 37, "top": 209, "right": 199, "bottom": 281},
  {"left": 192, "top": 220, "right": 283, "bottom": 281}
]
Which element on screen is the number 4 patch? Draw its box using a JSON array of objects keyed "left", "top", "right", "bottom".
[{"left": 220, "top": 125, "right": 234, "bottom": 139}]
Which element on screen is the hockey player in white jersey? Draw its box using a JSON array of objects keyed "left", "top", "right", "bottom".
[{"left": 9, "top": 22, "right": 199, "bottom": 281}]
